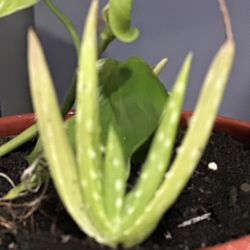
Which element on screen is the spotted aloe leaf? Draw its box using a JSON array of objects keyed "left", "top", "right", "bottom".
[
  {"left": 119, "top": 40, "right": 235, "bottom": 247},
  {"left": 0, "top": 0, "right": 39, "bottom": 18},
  {"left": 28, "top": 0, "right": 111, "bottom": 246},
  {"left": 65, "top": 57, "right": 168, "bottom": 163},
  {"left": 75, "top": 0, "right": 114, "bottom": 240},
  {"left": 123, "top": 53, "right": 193, "bottom": 216},
  {"left": 107, "top": 0, "right": 139, "bottom": 42}
]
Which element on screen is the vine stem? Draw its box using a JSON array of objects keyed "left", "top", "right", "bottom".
[
  {"left": 43, "top": 0, "right": 81, "bottom": 55},
  {"left": 218, "top": 0, "right": 234, "bottom": 41}
]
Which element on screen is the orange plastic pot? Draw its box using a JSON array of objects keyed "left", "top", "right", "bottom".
[{"left": 0, "top": 111, "right": 249, "bottom": 249}]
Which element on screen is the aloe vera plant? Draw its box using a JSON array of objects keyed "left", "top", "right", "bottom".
[
  {"left": 0, "top": 0, "right": 235, "bottom": 247},
  {"left": 26, "top": 0, "right": 235, "bottom": 247}
]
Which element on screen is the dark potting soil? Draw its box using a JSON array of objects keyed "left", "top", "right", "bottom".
[{"left": 0, "top": 132, "right": 249, "bottom": 250}]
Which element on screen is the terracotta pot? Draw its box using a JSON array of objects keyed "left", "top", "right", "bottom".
[
  {"left": 181, "top": 111, "right": 250, "bottom": 143},
  {"left": 0, "top": 110, "right": 75, "bottom": 136},
  {"left": 0, "top": 111, "right": 249, "bottom": 250}
]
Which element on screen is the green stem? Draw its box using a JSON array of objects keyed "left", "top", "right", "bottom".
[
  {"left": 0, "top": 125, "right": 37, "bottom": 157},
  {"left": 43, "top": 0, "right": 81, "bottom": 55},
  {"left": 61, "top": 74, "right": 77, "bottom": 117},
  {"left": 98, "top": 26, "right": 115, "bottom": 56}
]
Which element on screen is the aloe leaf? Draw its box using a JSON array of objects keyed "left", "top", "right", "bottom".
[
  {"left": 75, "top": 0, "right": 113, "bottom": 240},
  {"left": 0, "top": 0, "right": 39, "bottom": 18},
  {"left": 108, "top": 0, "right": 139, "bottom": 42},
  {"left": 28, "top": 29, "right": 106, "bottom": 244},
  {"left": 120, "top": 53, "right": 193, "bottom": 238},
  {"left": 103, "top": 125, "right": 126, "bottom": 224},
  {"left": 153, "top": 58, "right": 168, "bottom": 75},
  {"left": 121, "top": 40, "right": 235, "bottom": 247}
]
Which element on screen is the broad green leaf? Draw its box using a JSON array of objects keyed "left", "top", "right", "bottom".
[
  {"left": 100, "top": 57, "right": 168, "bottom": 161},
  {"left": 0, "top": 0, "right": 39, "bottom": 18},
  {"left": 66, "top": 57, "right": 168, "bottom": 163},
  {"left": 108, "top": 0, "right": 139, "bottom": 42}
]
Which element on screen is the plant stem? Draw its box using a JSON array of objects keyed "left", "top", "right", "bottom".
[
  {"left": 218, "top": 0, "right": 234, "bottom": 41},
  {"left": 43, "top": 0, "right": 81, "bottom": 55},
  {"left": 61, "top": 74, "right": 77, "bottom": 116},
  {"left": 98, "top": 26, "right": 115, "bottom": 56},
  {"left": 0, "top": 125, "right": 37, "bottom": 157}
]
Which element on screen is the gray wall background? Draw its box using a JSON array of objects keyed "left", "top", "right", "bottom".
[
  {"left": 0, "top": 1, "right": 249, "bottom": 120},
  {"left": 34, "top": 0, "right": 250, "bottom": 121},
  {"left": 0, "top": 9, "right": 33, "bottom": 115}
]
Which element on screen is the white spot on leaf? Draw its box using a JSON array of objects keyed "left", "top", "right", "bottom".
[
  {"left": 158, "top": 132, "right": 165, "bottom": 142},
  {"left": 88, "top": 149, "right": 97, "bottom": 159},
  {"left": 190, "top": 148, "right": 199, "bottom": 161},
  {"left": 175, "top": 82, "right": 184, "bottom": 93},
  {"left": 86, "top": 120, "right": 93, "bottom": 132},
  {"left": 90, "top": 170, "right": 98, "bottom": 180},
  {"left": 81, "top": 180, "right": 88, "bottom": 188},
  {"left": 115, "top": 179, "right": 123, "bottom": 191},
  {"left": 165, "top": 138, "right": 171, "bottom": 148},
  {"left": 135, "top": 218, "right": 142, "bottom": 226},
  {"left": 158, "top": 163, "right": 165, "bottom": 171},
  {"left": 150, "top": 153, "right": 156, "bottom": 162},
  {"left": 141, "top": 172, "right": 149, "bottom": 180},
  {"left": 135, "top": 190, "right": 142, "bottom": 198},
  {"left": 127, "top": 207, "right": 135, "bottom": 215},
  {"left": 93, "top": 192, "right": 100, "bottom": 201},
  {"left": 170, "top": 111, "right": 178, "bottom": 125},
  {"left": 112, "top": 158, "right": 119, "bottom": 168},
  {"left": 115, "top": 198, "right": 123, "bottom": 209},
  {"left": 100, "top": 145, "right": 106, "bottom": 153}
]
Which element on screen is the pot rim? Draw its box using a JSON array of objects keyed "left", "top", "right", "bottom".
[
  {"left": 181, "top": 111, "right": 250, "bottom": 143},
  {"left": 0, "top": 110, "right": 249, "bottom": 139},
  {"left": 0, "top": 110, "right": 75, "bottom": 136}
]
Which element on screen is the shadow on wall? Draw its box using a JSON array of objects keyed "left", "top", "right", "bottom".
[
  {"left": 36, "top": 28, "right": 77, "bottom": 105},
  {"left": 0, "top": 9, "right": 33, "bottom": 116},
  {"left": 0, "top": 7, "right": 76, "bottom": 116}
]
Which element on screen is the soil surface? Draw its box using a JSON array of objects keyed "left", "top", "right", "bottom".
[{"left": 0, "top": 132, "right": 249, "bottom": 250}]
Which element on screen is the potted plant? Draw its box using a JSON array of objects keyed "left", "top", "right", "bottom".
[{"left": 0, "top": 0, "right": 249, "bottom": 249}]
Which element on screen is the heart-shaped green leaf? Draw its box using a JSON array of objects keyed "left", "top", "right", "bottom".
[
  {"left": 0, "top": 0, "right": 39, "bottom": 18},
  {"left": 66, "top": 57, "right": 168, "bottom": 162}
]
